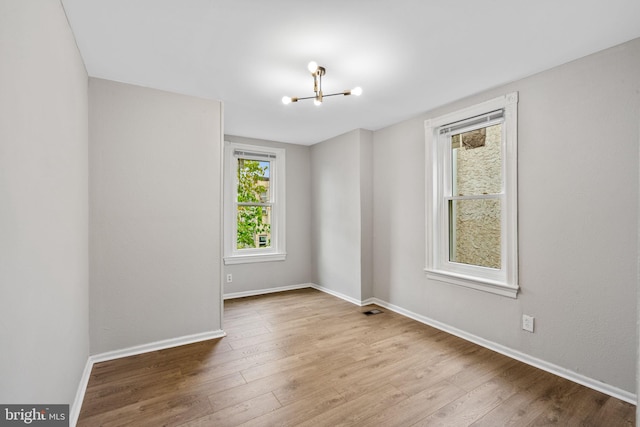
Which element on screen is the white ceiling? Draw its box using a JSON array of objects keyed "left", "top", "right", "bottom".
[{"left": 62, "top": 0, "right": 640, "bottom": 145}]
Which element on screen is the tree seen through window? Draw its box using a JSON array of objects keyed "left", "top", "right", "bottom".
[{"left": 236, "top": 159, "right": 271, "bottom": 249}]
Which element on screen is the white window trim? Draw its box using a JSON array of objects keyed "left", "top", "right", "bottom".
[
  {"left": 424, "top": 92, "right": 518, "bottom": 298},
  {"left": 223, "top": 142, "right": 286, "bottom": 265}
]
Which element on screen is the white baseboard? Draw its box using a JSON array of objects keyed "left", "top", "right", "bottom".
[
  {"left": 70, "top": 329, "right": 226, "bottom": 426},
  {"left": 90, "top": 330, "right": 226, "bottom": 364},
  {"left": 367, "top": 297, "right": 637, "bottom": 405},
  {"left": 308, "top": 283, "right": 369, "bottom": 306},
  {"left": 361, "top": 297, "right": 376, "bottom": 306},
  {"left": 70, "top": 356, "right": 94, "bottom": 427},
  {"left": 224, "top": 283, "right": 313, "bottom": 300}
]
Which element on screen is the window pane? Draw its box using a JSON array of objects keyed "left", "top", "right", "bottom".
[
  {"left": 451, "top": 124, "right": 502, "bottom": 196},
  {"left": 449, "top": 198, "right": 500, "bottom": 269},
  {"left": 237, "top": 158, "right": 270, "bottom": 203},
  {"left": 236, "top": 205, "right": 271, "bottom": 249}
]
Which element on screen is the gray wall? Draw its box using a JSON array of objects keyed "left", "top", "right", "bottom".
[
  {"left": 311, "top": 129, "right": 373, "bottom": 301},
  {"left": 89, "top": 78, "right": 223, "bottom": 354},
  {"left": 223, "top": 135, "right": 312, "bottom": 295},
  {"left": 0, "top": 0, "right": 89, "bottom": 404},
  {"left": 360, "top": 130, "right": 374, "bottom": 300},
  {"left": 373, "top": 38, "right": 640, "bottom": 393}
]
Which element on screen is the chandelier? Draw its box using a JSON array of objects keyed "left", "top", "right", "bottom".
[{"left": 282, "top": 61, "right": 362, "bottom": 106}]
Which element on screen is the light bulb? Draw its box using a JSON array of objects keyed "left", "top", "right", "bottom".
[
  {"left": 314, "top": 98, "right": 322, "bottom": 106},
  {"left": 282, "top": 96, "right": 292, "bottom": 105},
  {"left": 307, "top": 61, "right": 318, "bottom": 73},
  {"left": 351, "top": 87, "right": 363, "bottom": 96}
]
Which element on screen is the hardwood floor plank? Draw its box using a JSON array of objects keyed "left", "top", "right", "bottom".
[
  {"left": 177, "top": 372, "right": 247, "bottom": 398},
  {"left": 470, "top": 373, "right": 570, "bottom": 426},
  {"left": 359, "top": 379, "right": 467, "bottom": 427},
  {"left": 239, "top": 347, "right": 350, "bottom": 383},
  {"left": 177, "top": 392, "right": 281, "bottom": 427},
  {"left": 80, "top": 367, "right": 183, "bottom": 417},
  {"left": 296, "top": 383, "right": 408, "bottom": 427},
  {"left": 413, "top": 377, "right": 519, "bottom": 426},
  {"left": 207, "top": 372, "right": 298, "bottom": 412},
  {"left": 587, "top": 395, "right": 635, "bottom": 426},
  {"left": 388, "top": 343, "right": 487, "bottom": 397},
  {"left": 330, "top": 351, "right": 432, "bottom": 402},
  {"left": 447, "top": 350, "right": 521, "bottom": 392},
  {"left": 179, "top": 348, "right": 288, "bottom": 383},
  {"left": 238, "top": 387, "right": 346, "bottom": 427},
  {"left": 223, "top": 325, "right": 272, "bottom": 343},
  {"left": 528, "top": 383, "right": 612, "bottom": 426},
  {"left": 233, "top": 351, "right": 363, "bottom": 408},
  {"left": 79, "top": 394, "right": 212, "bottom": 427},
  {"left": 77, "top": 289, "right": 636, "bottom": 426},
  {"left": 493, "top": 359, "right": 557, "bottom": 391}
]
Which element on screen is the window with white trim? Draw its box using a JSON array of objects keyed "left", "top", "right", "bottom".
[
  {"left": 224, "top": 142, "right": 286, "bottom": 264},
  {"left": 424, "top": 92, "right": 518, "bottom": 298}
]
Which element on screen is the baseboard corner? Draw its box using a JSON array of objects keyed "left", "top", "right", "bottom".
[
  {"left": 89, "top": 329, "right": 226, "bottom": 365},
  {"left": 224, "top": 283, "right": 313, "bottom": 300}
]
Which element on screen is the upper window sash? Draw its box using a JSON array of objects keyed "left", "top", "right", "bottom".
[{"left": 442, "top": 115, "right": 505, "bottom": 200}]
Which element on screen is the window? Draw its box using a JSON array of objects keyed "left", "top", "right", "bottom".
[
  {"left": 424, "top": 93, "right": 518, "bottom": 297},
  {"left": 224, "top": 142, "right": 286, "bottom": 264}
]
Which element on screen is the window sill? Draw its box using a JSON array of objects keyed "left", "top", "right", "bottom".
[
  {"left": 424, "top": 269, "right": 518, "bottom": 298},
  {"left": 224, "top": 252, "right": 287, "bottom": 265}
]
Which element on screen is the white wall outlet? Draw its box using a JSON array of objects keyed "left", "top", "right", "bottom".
[
  {"left": 226, "top": 274, "right": 232, "bottom": 283},
  {"left": 522, "top": 314, "right": 535, "bottom": 333}
]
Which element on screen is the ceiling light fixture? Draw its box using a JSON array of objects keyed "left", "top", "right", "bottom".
[{"left": 282, "top": 61, "right": 362, "bottom": 106}]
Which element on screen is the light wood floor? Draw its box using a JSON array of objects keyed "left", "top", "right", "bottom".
[{"left": 77, "top": 288, "right": 635, "bottom": 426}]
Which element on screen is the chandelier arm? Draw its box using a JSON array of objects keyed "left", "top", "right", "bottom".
[
  {"left": 288, "top": 90, "right": 350, "bottom": 102},
  {"left": 293, "top": 95, "right": 318, "bottom": 101},
  {"left": 322, "top": 91, "right": 351, "bottom": 98}
]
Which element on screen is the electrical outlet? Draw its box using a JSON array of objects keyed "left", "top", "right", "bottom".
[
  {"left": 226, "top": 274, "right": 232, "bottom": 283},
  {"left": 522, "top": 314, "right": 535, "bottom": 333}
]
